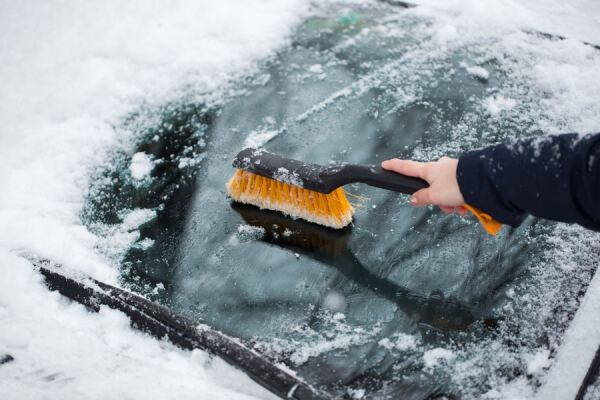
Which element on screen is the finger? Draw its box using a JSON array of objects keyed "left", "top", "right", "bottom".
[
  {"left": 455, "top": 206, "right": 469, "bottom": 216},
  {"left": 410, "top": 188, "right": 433, "bottom": 207},
  {"left": 440, "top": 205, "right": 454, "bottom": 214},
  {"left": 381, "top": 159, "right": 427, "bottom": 180}
]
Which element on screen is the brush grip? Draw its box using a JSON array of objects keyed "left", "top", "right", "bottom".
[
  {"left": 325, "top": 165, "right": 502, "bottom": 235},
  {"left": 321, "top": 164, "right": 428, "bottom": 194}
]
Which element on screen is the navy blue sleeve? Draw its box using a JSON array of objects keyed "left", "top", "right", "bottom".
[{"left": 456, "top": 132, "right": 600, "bottom": 231}]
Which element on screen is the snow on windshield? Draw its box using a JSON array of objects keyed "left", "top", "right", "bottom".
[{"left": 0, "top": 1, "right": 304, "bottom": 399}]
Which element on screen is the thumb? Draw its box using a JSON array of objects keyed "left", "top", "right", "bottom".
[{"left": 410, "top": 188, "right": 434, "bottom": 207}]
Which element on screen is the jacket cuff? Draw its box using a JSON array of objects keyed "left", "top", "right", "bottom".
[{"left": 457, "top": 149, "right": 526, "bottom": 228}]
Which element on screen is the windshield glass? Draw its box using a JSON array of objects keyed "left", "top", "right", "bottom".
[{"left": 83, "top": 2, "right": 600, "bottom": 398}]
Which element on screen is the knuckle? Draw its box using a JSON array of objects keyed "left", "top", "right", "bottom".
[
  {"left": 418, "top": 190, "right": 430, "bottom": 203},
  {"left": 422, "top": 162, "right": 432, "bottom": 177},
  {"left": 428, "top": 190, "right": 440, "bottom": 204}
]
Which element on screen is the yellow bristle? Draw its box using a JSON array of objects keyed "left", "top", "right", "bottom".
[{"left": 226, "top": 169, "right": 354, "bottom": 229}]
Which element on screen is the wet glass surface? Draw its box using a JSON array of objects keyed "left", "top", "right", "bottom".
[{"left": 83, "top": 2, "right": 598, "bottom": 398}]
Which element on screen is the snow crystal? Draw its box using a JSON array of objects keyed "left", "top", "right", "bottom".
[
  {"left": 130, "top": 152, "right": 153, "bottom": 180},
  {"left": 460, "top": 62, "right": 490, "bottom": 81},
  {"left": 120, "top": 208, "right": 157, "bottom": 231},
  {"left": 236, "top": 224, "right": 266, "bottom": 241},
  {"left": 322, "top": 290, "right": 346, "bottom": 313},
  {"left": 178, "top": 157, "right": 200, "bottom": 169},
  {"left": 308, "top": 64, "right": 323, "bottom": 74},
  {"left": 484, "top": 95, "right": 517, "bottom": 116},
  {"left": 348, "top": 388, "right": 366, "bottom": 399},
  {"left": 237, "top": 224, "right": 266, "bottom": 235},
  {"left": 433, "top": 24, "right": 458, "bottom": 47},
  {"left": 135, "top": 237, "right": 155, "bottom": 250},
  {"left": 423, "top": 348, "right": 455, "bottom": 369},
  {"left": 333, "top": 312, "right": 346, "bottom": 321},
  {"left": 243, "top": 127, "right": 285, "bottom": 148},
  {"left": 379, "top": 334, "right": 417, "bottom": 352},
  {"left": 378, "top": 338, "right": 394, "bottom": 350},
  {"left": 282, "top": 228, "right": 293, "bottom": 237},
  {"left": 273, "top": 167, "right": 303, "bottom": 187},
  {"left": 526, "top": 349, "right": 550, "bottom": 376}
]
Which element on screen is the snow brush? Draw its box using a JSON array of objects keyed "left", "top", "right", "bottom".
[{"left": 226, "top": 148, "right": 502, "bottom": 235}]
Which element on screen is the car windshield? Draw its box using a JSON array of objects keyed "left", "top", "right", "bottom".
[{"left": 83, "top": 2, "right": 600, "bottom": 398}]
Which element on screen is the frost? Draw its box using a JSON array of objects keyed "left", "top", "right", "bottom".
[{"left": 256, "top": 312, "right": 384, "bottom": 366}]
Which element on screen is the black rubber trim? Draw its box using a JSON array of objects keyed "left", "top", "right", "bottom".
[
  {"left": 522, "top": 29, "right": 600, "bottom": 51},
  {"left": 0, "top": 354, "right": 14, "bottom": 365},
  {"left": 33, "top": 259, "right": 330, "bottom": 400},
  {"left": 575, "top": 344, "right": 600, "bottom": 400},
  {"left": 376, "top": 0, "right": 417, "bottom": 8}
]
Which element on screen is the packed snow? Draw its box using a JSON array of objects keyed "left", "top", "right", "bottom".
[{"left": 0, "top": 0, "right": 305, "bottom": 398}]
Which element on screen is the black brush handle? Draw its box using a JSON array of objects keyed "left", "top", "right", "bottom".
[
  {"left": 233, "top": 148, "right": 428, "bottom": 194},
  {"left": 320, "top": 164, "right": 428, "bottom": 194}
]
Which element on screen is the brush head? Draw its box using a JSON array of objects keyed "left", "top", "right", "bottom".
[{"left": 226, "top": 169, "right": 354, "bottom": 229}]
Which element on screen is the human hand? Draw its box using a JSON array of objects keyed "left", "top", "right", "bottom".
[{"left": 381, "top": 157, "right": 468, "bottom": 216}]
